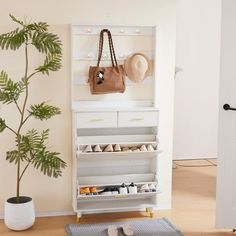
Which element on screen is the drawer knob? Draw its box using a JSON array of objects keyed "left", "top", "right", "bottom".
[
  {"left": 130, "top": 118, "right": 144, "bottom": 121},
  {"left": 89, "top": 119, "right": 104, "bottom": 122}
]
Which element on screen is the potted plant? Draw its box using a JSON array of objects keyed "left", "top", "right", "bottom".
[{"left": 0, "top": 15, "right": 66, "bottom": 231}]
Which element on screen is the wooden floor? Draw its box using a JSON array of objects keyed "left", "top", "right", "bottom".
[{"left": 0, "top": 159, "right": 233, "bottom": 235}]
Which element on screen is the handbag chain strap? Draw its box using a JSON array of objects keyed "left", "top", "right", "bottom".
[{"left": 97, "top": 29, "right": 118, "bottom": 68}]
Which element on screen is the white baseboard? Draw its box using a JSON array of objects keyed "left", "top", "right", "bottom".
[
  {"left": 173, "top": 156, "right": 217, "bottom": 160},
  {"left": 0, "top": 206, "right": 171, "bottom": 220},
  {"left": 0, "top": 211, "right": 75, "bottom": 220},
  {"left": 36, "top": 210, "right": 75, "bottom": 217}
]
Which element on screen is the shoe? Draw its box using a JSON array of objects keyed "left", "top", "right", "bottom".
[
  {"left": 103, "top": 144, "right": 114, "bottom": 152},
  {"left": 128, "top": 182, "right": 137, "bottom": 194},
  {"left": 122, "top": 147, "right": 132, "bottom": 152},
  {"left": 83, "top": 145, "right": 93, "bottom": 153},
  {"left": 99, "top": 187, "right": 112, "bottom": 195},
  {"left": 110, "top": 186, "right": 119, "bottom": 195},
  {"left": 114, "top": 144, "right": 121, "bottom": 152},
  {"left": 90, "top": 187, "right": 98, "bottom": 195},
  {"left": 148, "top": 183, "right": 156, "bottom": 192},
  {"left": 119, "top": 183, "right": 128, "bottom": 194},
  {"left": 80, "top": 187, "right": 90, "bottom": 195},
  {"left": 140, "top": 184, "right": 150, "bottom": 193},
  {"left": 131, "top": 147, "right": 140, "bottom": 152},
  {"left": 147, "top": 144, "right": 155, "bottom": 152},
  {"left": 140, "top": 145, "right": 147, "bottom": 152},
  {"left": 94, "top": 145, "right": 102, "bottom": 152},
  {"left": 107, "top": 225, "right": 118, "bottom": 236},
  {"left": 121, "top": 224, "right": 134, "bottom": 236}
]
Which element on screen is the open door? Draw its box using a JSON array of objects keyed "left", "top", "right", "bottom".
[{"left": 216, "top": 0, "right": 236, "bottom": 230}]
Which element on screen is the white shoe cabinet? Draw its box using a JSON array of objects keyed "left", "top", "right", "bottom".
[
  {"left": 71, "top": 25, "right": 161, "bottom": 221},
  {"left": 73, "top": 109, "right": 160, "bottom": 221}
]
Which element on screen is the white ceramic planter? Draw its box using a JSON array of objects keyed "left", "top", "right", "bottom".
[{"left": 4, "top": 196, "right": 35, "bottom": 231}]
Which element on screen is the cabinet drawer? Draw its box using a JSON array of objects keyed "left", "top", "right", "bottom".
[
  {"left": 76, "top": 112, "right": 117, "bottom": 128},
  {"left": 118, "top": 111, "right": 158, "bottom": 127}
]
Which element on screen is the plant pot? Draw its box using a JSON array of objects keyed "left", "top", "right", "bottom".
[{"left": 4, "top": 196, "right": 35, "bottom": 231}]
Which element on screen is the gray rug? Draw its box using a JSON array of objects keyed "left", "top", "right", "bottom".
[{"left": 65, "top": 218, "right": 183, "bottom": 236}]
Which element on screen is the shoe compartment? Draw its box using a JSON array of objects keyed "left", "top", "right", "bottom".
[{"left": 77, "top": 134, "right": 159, "bottom": 155}]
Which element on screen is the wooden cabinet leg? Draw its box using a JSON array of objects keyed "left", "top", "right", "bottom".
[
  {"left": 77, "top": 212, "right": 82, "bottom": 223},
  {"left": 149, "top": 208, "right": 154, "bottom": 218}
]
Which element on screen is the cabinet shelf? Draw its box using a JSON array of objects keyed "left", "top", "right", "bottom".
[
  {"left": 77, "top": 192, "right": 159, "bottom": 202},
  {"left": 77, "top": 150, "right": 162, "bottom": 161}
]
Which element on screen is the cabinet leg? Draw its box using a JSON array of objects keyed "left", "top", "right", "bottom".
[
  {"left": 149, "top": 208, "right": 155, "bottom": 218},
  {"left": 76, "top": 212, "right": 82, "bottom": 223}
]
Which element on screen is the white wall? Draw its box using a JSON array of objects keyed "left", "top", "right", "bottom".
[
  {"left": 174, "top": 0, "right": 221, "bottom": 159},
  {"left": 0, "top": 0, "right": 176, "bottom": 215}
]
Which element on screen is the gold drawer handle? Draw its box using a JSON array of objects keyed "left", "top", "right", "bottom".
[
  {"left": 130, "top": 118, "right": 144, "bottom": 121},
  {"left": 89, "top": 119, "right": 105, "bottom": 122}
]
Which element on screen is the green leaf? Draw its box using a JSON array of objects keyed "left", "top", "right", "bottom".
[
  {"left": 9, "top": 14, "right": 24, "bottom": 26},
  {"left": 26, "top": 22, "right": 48, "bottom": 33},
  {"left": 32, "top": 150, "right": 66, "bottom": 178},
  {"left": 36, "top": 53, "right": 62, "bottom": 75},
  {"left": 32, "top": 31, "right": 62, "bottom": 54},
  {"left": 0, "top": 118, "right": 6, "bottom": 132},
  {"left": 19, "top": 129, "right": 42, "bottom": 153},
  {"left": 6, "top": 150, "right": 19, "bottom": 164},
  {"left": 0, "top": 71, "right": 25, "bottom": 104},
  {"left": 18, "top": 129, "right": 66, "bottom": 178},
  {"left": 28, "top": 102, "right": 61, "bottom": 120},
  {"left": 0, "top": 28, "right": 27, "bottom": 50}
]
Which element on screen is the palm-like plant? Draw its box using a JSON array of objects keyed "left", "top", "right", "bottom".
[{"left": 0, "top": 15, "right": 66, "bottom": 201}]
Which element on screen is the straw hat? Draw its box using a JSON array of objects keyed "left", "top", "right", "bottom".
[{"left": 124, "top": 53, "right": 153, "bottom": 83}]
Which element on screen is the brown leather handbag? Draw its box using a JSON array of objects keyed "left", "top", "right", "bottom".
[{"left": 88, "top": 29, "right": 126, "bottom": 94}]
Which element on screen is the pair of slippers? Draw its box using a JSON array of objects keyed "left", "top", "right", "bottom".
[{"left": 108, "top": 225, "right": 133, "bottom": 236}]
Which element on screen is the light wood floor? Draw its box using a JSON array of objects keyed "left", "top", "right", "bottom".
[{"left": 0, "top": 159, "right": 234, "bottom": 236}]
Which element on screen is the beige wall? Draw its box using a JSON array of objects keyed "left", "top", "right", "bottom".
[{"left": 0, "top": 0, "right": 176, "bottom": 215}]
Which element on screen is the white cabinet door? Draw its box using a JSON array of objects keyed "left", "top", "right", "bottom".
[{"left": 216, "top": 0, "right": 236, "bottom": 229}]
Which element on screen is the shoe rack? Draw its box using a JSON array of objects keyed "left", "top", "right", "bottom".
[{"left": 71, "top": 25, "right": 160, "bottom": 222}]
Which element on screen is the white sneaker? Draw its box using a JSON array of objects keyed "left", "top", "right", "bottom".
[
  {"left": 107, "top": 225, "right": 118, "bottom": 236},
  {"left": 128, "top": 183, "right": 137, "bottom": 194},
  {"left": 149, "top": 183, "right": 156, "bottom": 192},
  {"left": 119, "top": 183, "right": 128, "bottom": 194},
  {"left": 140, "top": 184, "right": 149, "bottom": 192}
]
